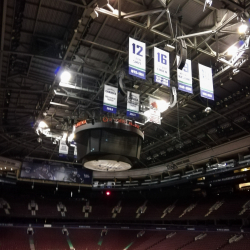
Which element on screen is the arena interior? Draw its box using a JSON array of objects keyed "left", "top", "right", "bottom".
[{"left": 1, "top": 0, "right": 250, "bottom": 249}]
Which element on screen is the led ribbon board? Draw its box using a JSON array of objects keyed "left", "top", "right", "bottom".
[
  {"left": 103, "top": 84, "right": 118, "bottom": 114},
  {"left": 129, "top": 37, "right": 146, "bottom": 79},
  {"left": 127, "top": 91, "right": 140, "bottom": 118},
  {"left": 198, "top": 64, "right": 214, "bottom": 100},
  {"left": 154, "top": 47, "right": 170, "bottom": 87},
  {"left": 177, "top": 56, "right": 193, "bottom": 94}
]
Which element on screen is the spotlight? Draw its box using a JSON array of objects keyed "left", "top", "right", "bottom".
[
  {"left": 90, "top": 10, "right": 99, "bottom": 19},
  {"left": 60, "top": 71, "right": 71, "bottom": 83},
  {"left": 204, "top": 107, "right": 211, "bottom": 114},
  {"left": 38, "top": 121, "right": 48, "bottom": 129},
  {"left": 238, "top": 23, "right": 248, "bottom": 34},
  {"left": 227, "top": 45, "right": 238, "bottom": 56},
  {"left": 106, "top": 191, "right": 111, "bottom": 196}
]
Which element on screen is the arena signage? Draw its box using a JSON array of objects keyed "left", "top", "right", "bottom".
[
  {"left": 198, "top": 63, "right": 214, "bottom": 100},
  {"left": 75, "top": 118, "right": 140, "bottom": 129},
  {"left": 154, "top": 47, "right": 170, "bottom": 87},
  {"left": 129, "top": 37, "right": 146, "bottom": 79},
  {"left": 103, "top": 85, "right": 118, "bottom": 114},
  {"left": 177, "top": 56, "right": 193, "bottom": 94},
  {"left": 127, "top": 91, "right": 140, "bottom": 118}
]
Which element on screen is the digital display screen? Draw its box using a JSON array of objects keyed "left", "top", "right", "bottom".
[{"left": 20, "top": 160, "right": 92, "bottom": 185}]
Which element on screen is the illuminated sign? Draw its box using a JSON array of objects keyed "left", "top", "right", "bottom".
[{"left": 75, "top": 118, "right": 140, "bottom": 129}]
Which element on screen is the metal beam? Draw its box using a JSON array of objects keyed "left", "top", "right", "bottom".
[
  {"left": 142, "top": 101, "right": 250, "bottom": 154},
  {"left": 81, "top": 39, "right": 127, "bottom": 54},
  {"left": 122, "top": 7, "right": 166, "bottom": 19},
  {"left": 0, "top": 0, "right": 7, "bottom": 85}
]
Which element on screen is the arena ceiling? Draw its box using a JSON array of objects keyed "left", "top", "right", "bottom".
[{"left": 0, "top": 0, "right": 250, "bottom": 170}]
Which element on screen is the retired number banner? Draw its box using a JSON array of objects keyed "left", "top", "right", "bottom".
[
  {"left": 177, "top": 56, "right": 193, "bottom": 94},
  {"left": 103, "top": 85, "right": 118, "bottom": 114},
  {"left": 198, "top": 64, "right": 214, "bottom": 100},
  {"left": 129, "top": 37, "right": 146, "bottom": 79},
  {"left": 127, "top": 91, "right": 140, "bottom": 118},
  {"left": 154, "top": 47, "right": 170, "bottom": 87}
]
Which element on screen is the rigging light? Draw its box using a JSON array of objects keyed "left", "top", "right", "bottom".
[
  {"left": 38, "top": 121, "right": 48, "bottom": 129},
  {"left": 157, "top": 100, "right": 170, "bottom": 113},
  {"left": 68, "top": 133, "right": 75, "bottom": 142},
  {"left": 60, "top": 71, "right": 71, "bottom": 83},
  {"left": 106, "top": 191, "right": 111, "bottom": 196},
  {"left": 238, "top": 23, "right": 248, "bottom": 34},
  {"left": 227, "top": 45, "right": 238, "bottom": 56}
]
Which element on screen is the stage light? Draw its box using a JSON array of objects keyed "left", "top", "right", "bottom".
[
  {"left": 68, "top": 133, "right": 74, "bottom": 142},
  {"left": 204, "top": 107, "right": 211, "bottom": 114},
  {"left": 238, "top": 23, "right": 248, "bottom": 34},
  {"left": 158, "top": 100, "right": 170, "bottom": 113},
  {"left": 106, "top": 191, "right": 110, "bottom": 196},
  {"left": 60, "top": 71, "right": 71, "bottom": 83},
  {"left": 227, "top": 45, "right": 238, "bottom": 56},
  {"left": 90, "top": 10, "right": 99, "bottom": 19},
  {"left": 38, "top": 121, "right": 48, "bottom": 129}
]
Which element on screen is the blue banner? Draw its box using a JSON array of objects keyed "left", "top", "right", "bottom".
[
  {"left": 103, "top": 104, "right": 117, "bottom": 114},
  {"left": 126, "top": 111, "right": 139, "bottom": 118},
  {"left": 129, "top": 66, "right": 146, "bottom": 79},
  {"left": 178, "top": 82, "right": 193, "bottom": 94},
  {"left": 154, "top": 75, "right": 170, "bottom": 87}
]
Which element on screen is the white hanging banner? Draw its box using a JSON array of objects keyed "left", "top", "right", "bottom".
[
  {"left": 129, "top": 37, "right": 146, "bottom": 79},
  {"left": 103, "top": 84, "right": 118, "bottom": 114},
  {"left": 198, "top": 64, "right": 214, "bottom": 100},
  {"left": 154, "top": 47, "right": 170, "bottom": 87},
  {"left": 145, "top": 97, "right": 161, "bottom": 125},
  {"left": 70, "top": 141, "right": 77, "bottom": 159},
  {"left": 59, "top": 139, "right": 68, "bottom": 155},
  {"left": 127, "top": 91, "right": 140, "bottom": 118},
  {"left": 177, "top": 56, "right": 193, "bottom": 94}
]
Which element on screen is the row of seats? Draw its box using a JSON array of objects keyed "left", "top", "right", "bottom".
[
  {"left": 0, "top": 228, "right": 249, "bottom": 250},
  {"left": 1, "top": 195, "right": 249, "bottom": 220}
]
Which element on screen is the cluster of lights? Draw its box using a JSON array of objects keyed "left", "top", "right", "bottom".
[
  {"left": 226, "top": 23, "right": 248, "bottom": 57},
  {"left": 60, "top": 70, "right": 71, "bottom": 83},
  {"left": 36, "top": 121, "right": 75, "bottom": 143},
  {"left": 238, "top": 23, "right": 248, "bottom": 34}
]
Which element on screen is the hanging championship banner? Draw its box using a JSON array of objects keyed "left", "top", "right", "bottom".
[
  {"left": 198, "top": 64, "right": 214, "bottom": 100},
  {"left": 127, "top": 91, "right": 140, "bottom": 118},
  {"left": 59, "top": 139, "right": 68, "bottom": 155},
  {"left": 154, "top": 47, "right": 170, "bottom": 87},
  {"left": 103, "top": 84, "right": 118, "bottom": 114},
  {"left": 129, "top": 37, "right": 146, "bottom": 79},
  {"left": 177, "top": 56, "right": 193, "bottom": 94},
  {"left": 145, "top": 97, "right": 161, "bottom": 125}
]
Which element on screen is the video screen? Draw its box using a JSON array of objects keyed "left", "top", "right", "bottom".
[{"left": 20, "top": 160, "right": 92, "bottom": 185}]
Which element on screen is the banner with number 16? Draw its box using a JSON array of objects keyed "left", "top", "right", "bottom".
[{"left": 154, "top": 47, "right": 170, "bottom": 87}]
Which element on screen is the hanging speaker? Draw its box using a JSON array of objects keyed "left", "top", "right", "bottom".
[
  {"left": 118, "top": 75, "right": 127, "bottom": 96},
  {"left": 177, "top": 39, "right": 187, "bottom": 70}
]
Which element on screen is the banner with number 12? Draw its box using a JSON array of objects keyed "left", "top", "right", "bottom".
[
  {"left": 154, "top": 47, "right": 170, "bottom": 87},
  {"left": 129, "top": 37, "right": 146, "bottom": 79}
]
